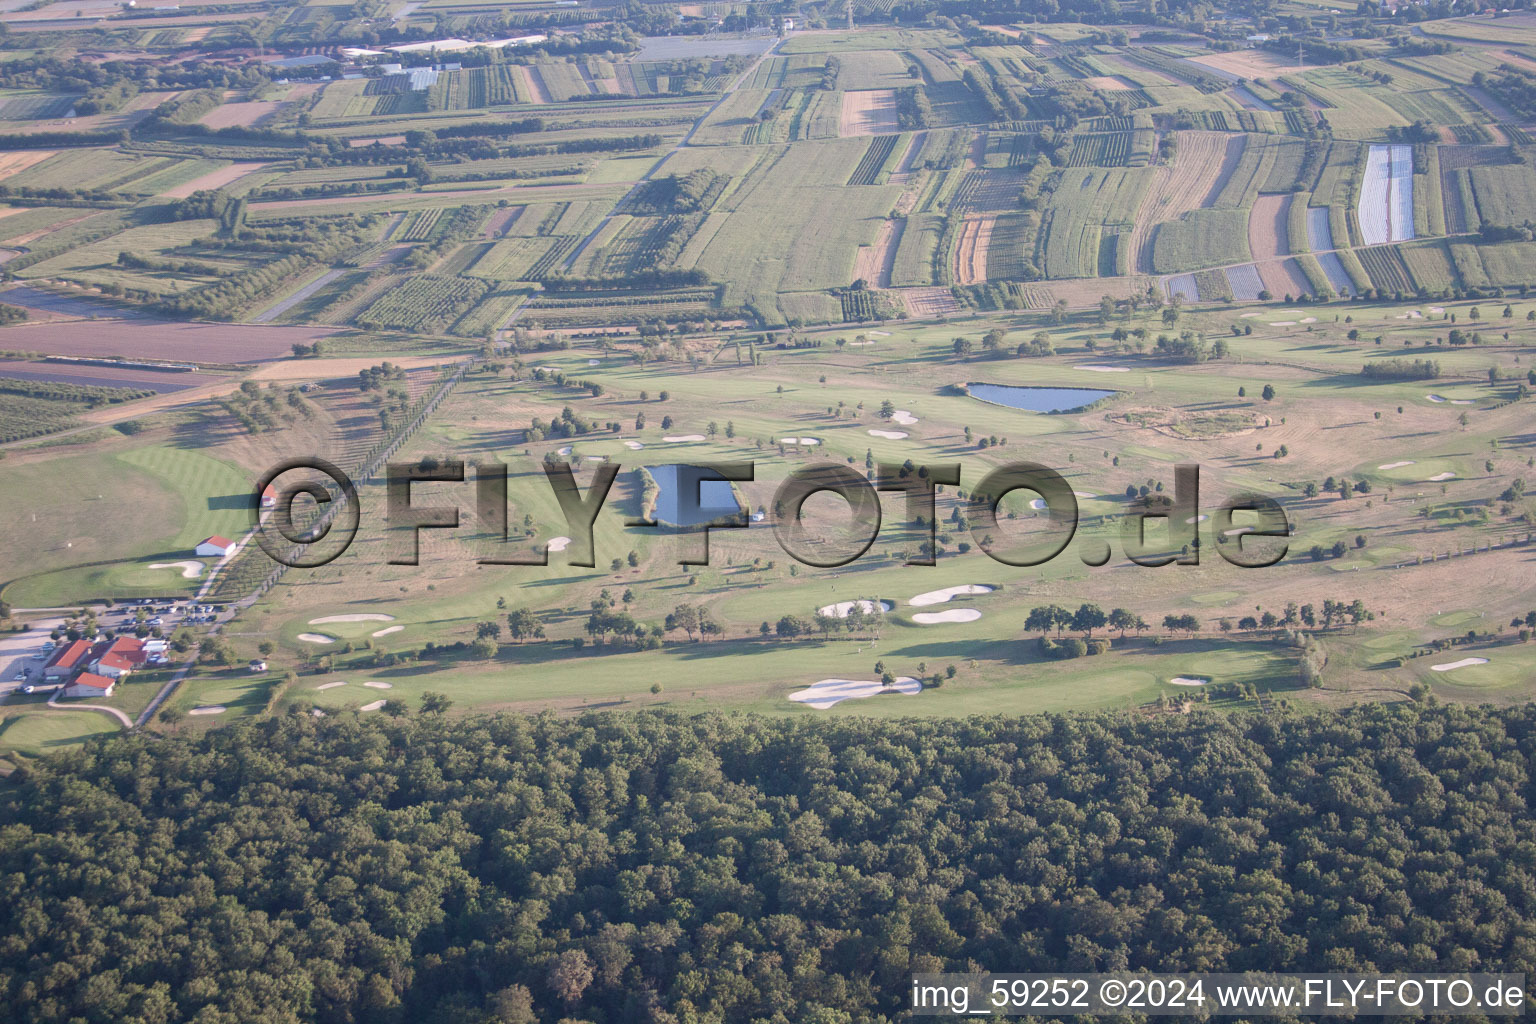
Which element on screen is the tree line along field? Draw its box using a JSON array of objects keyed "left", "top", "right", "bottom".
[{"left": 11, "top": 19, "right": 1536, "bottom": 335}]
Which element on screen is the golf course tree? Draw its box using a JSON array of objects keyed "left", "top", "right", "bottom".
[
  {"left": 1108, "top": 607, "right": 1144, "bottom": 637},
  {"left": 505, "top": 607, "right": 546, "bottom": 642},
  {"left": 1163, "top": 613, "right": 1201, "bottom": 635},
  {"left": 1071, "top": 602, "right": 1107, "bottom": 636},
  {"left": 666, "top": 603, "right": 701, "bottom": 640}
]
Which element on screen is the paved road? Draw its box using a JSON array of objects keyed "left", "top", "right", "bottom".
[{"left": 49, "top": 687, "right": 133, "bottom": 727}]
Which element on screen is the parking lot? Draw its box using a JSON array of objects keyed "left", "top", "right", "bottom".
[{"left": 0, "top": 617, "right": 64, "bottom": 697}]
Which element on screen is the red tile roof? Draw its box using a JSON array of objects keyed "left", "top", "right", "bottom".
[
  {"left": 72, "top": 672, "right": 114, "bottom": 691},
  {"left": 201, "top": 535, "right": 235, "bottom": 548},
  {"left": 91, "top": 636, "right": 145, "bottom": 672},
  {"left": 45, "top": 639, "right": 91, "bottom": 671}
]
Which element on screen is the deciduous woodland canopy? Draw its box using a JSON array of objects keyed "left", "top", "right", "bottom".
[{"left": 1, "top": 705, "right": 1532, "bottom": 1023}]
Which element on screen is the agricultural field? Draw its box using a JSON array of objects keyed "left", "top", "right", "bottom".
[{"left": 0, "top": 10, "right": 1532, "bottom": 741}]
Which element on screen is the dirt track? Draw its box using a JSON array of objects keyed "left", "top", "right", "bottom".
[
  {"left": 521, "top": 66, "right": 552, "bottom": 105},
  {"left": 952, "top": 215, "right": 994, "bottom": 286},
  {"left": 161, "top": 161, "right": 268, "bottom": 198},
  {"left": 852, "top": 218, "right": 904, "bottom": 289},
  {"left": 0, "top": 150, "right": 56, "bottom": 183},
  {"left": 1247, "top": 193, "right": 1291, "bottom": 260}
]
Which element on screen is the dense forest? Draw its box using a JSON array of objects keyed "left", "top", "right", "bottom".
[{"left": 0, "top": 705, "right": 1531, "bottom": 1022}]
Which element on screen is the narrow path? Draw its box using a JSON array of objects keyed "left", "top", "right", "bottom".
[
  {"left": 47, "top": 687, "right": 133, "bottom": 727},
  {"left": 250, "top": 267, "right": 346, "bottom": 324}
]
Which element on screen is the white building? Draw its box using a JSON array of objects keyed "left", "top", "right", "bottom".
[{"left": 195, "top": 536, "right": 237, "bottom": 558}]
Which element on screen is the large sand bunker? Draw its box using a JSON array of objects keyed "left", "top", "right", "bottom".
[
  {"left": 1378, "top": 461, "right": 1415, "bottom": 470},
  {"left": 789, "top": 676, "right": 921, "bottom": 709},
  {"left": 149, "top": 561, "right": 205, "bottom": 579},
  {"left": 1168, "top": 676, "right": 1212, "bottom": 686},
  {"left": 891, "top": 410, "right": 918, "bottom": 425},
  {"left": 1431, "top": 657, "right": 1488, "bottom": 671},
  {"left": 868, "top": 429, "right": 909, "bottom": 439},
  {"left": 817, "top": 599, "right": 894, "bottom": 617},
  {"left": 372, "top": 625, "right": 403, "bottom": 637},
  {"left": 913, "top": 609, "right": 983, "bottom": 624},
  {"left": 663, "top": 434, "right": 706, "bottom": 442},
  {"left": 360, "top": 700, "right": 388, "bottom": 711},
  {"left": 297, "top": 633, "right": 336, "bottom": 644},
  {"left": 188, "top": 706, "right": 226, "bottom": 716},
  {"left": 910, "top": 584, "right": 994, "bottom": 606}
]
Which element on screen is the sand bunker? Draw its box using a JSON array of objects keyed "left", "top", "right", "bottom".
[
  {"left": 1427, "top": 472, "right": 1456, "bottom": 482},
  {"left": 1074, "top": 491, "right": 1098, "bottom": 499},
  {"left": 1186, "top": 514, "right": 1209, "bottom": 524},
  {"left": 1270, "top": 321, "right": 1298, "bottom": 326},
  {"left": 1426, "top": 395, "right": 1447, "bottom": 403},
  {"left": 1378, "top": 461, "right": 1415, "bottom": 470},
  {"left": 297, "top": 633, "right": 336, "bottom": 644},
  {"left": 891, "top": 410, "right": 918, "bottom": 425},
  {"left": 789, "top": 676, "right": 922, "bottom": 709},
  {"left": 547, "top": 536, "right": 572, "bottom": 552},
  {"left": 624, "top": 440, "right": 645, "bottom": 449},
  {"left": 1431, "top": 657, "right": 1488, "bottom": 672},
  {"left": 557, "top": 445, "right": 573, "bottom": 455},
  {"left": 781, "top": 436, "right": 820, "bottom": 445},
  {"left": 1168, "top": 676, "right": 1211, "bottom": 686},
  {"left": 149, "top": 560, "right": 205, "bottom": 579},
  {"left": 363, "top": 681, "right": 392, "bottom": 689},
  {"left": 315, "top": 681, "right": 347, "bottom": 690},
  {"left": 1299, "top": 317, "right": 1317, "bottom": 324},
  {"left": 188, "top": 706, "right": 226, "bottom": 715},
  {"left": 311, "top": 708, "right": 326, "bottom": 717},
  {"left": 663, "top": 434, "right": 706, "bottom": 442},
  {"left": 360, "top": 700, "right": 388, "bottom": 711},
  {"left": 310, "top": 613, "right": 395, "bottom": 624},
  {"left": 868, "top": 429, "right": 909, "bottom": 439},
  {"left": 1450, "top": 399, "right": 1475, "bottom": 405},
  {"left": 1029, "top": 498, "right": 1047, "bottom": 510},
  {"left": 910, "top": 584, "right": 994, "bottom": 606},
  {"left": 587, "top": 358, "right": 600, "bottom": 365},
  {"left": 913, "top": 609, "right": 982, "bottom": 624},
  {"left": 372, "top": 625, "right": 403, "bottom": 637},
  {"left": 818, "top": 599, "right": 894, "bottom": 617},
  {"left": 1074, "top": 365, "right": 1131, "bottom": 372},
  {"left": 1223, "top": 526, "right": 1253, "bottom": 536}
]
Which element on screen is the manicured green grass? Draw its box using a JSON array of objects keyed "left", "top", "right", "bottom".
[
  {"left": 0, "top": 711, "right": 119, "bottom": 754},
  {"left": 3, "top": 444, "right": 251, "bottom": 605}
]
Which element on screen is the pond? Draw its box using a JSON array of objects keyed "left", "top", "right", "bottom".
[
  {"left": 646, "top": 464, "right": 744, "bottom": 527},
  {"left": 967, "top": 382, "right": 1119, "bottom": 413}
]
